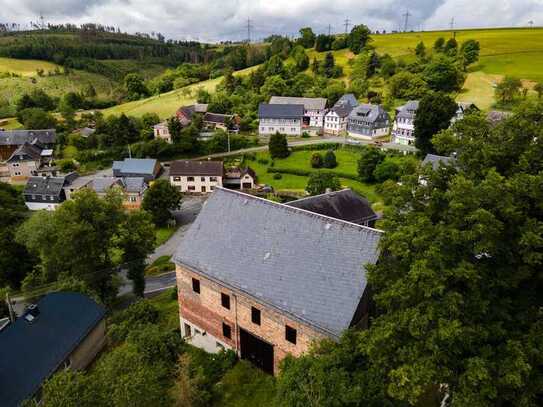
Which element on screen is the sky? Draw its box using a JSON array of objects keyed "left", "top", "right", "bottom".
[{"left": 2, "top": 0, "right": 543, "bottom": 42}]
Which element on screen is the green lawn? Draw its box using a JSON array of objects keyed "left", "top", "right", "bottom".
[
  {"left": 245, "top": 149, "right": 383, "bottom": 206},
  {"left": 155, "top": 226, "right": 177, "bottom": 247},
  {"left": 148, "top": 287, "right": 180, "bottom": 331}
]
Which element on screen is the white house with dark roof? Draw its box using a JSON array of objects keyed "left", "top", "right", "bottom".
[
  {"left": 391, "top": 100, "right": 419, "bottom": 145},
  {"left": 23, "top": 173, "right": 79, "bottom": 211},
  {"left": 324, "top": 94, "right": 359, "bottom": 135},
  {"left": 170, "top": 160, "right": 224, "bottom": 193},
  {"left": 347, "top": 104, "right": 391, "bottom": 140},
  {"left": 258, "top": 103, "right": 304, "bottom": 136},
  {"left": 269, "top": 96, "right": 327, "bottom": 134},
  {"left": 173, "top": 188, "right": 382, "bottom": 374}
]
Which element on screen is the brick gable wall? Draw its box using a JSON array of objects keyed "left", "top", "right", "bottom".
[{"left": 176, "top": 264, "right": 328, "bottom": 374}]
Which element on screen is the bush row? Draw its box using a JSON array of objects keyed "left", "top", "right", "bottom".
[{"left": 267, "top": 166, "right": 360, "bottom": 182}]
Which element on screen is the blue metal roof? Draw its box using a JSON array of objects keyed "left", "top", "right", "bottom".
[
  {"left": 0, "top": 292, "right": 105, "bottom": 406},
  {"left": 112, "top": 158, "right": 157, "bottom": 175}
]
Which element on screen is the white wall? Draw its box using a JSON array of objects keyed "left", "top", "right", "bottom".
[
  {"left": 170, "top": 175, "right": 222, "bottom": 193},
  {"left": 259, "top": 118, "right": 301, "bottom": 135},
  {"left": 180, "top": 317, "right": 232, "bottom": 354}
]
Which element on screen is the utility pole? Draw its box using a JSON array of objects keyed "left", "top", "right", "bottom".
[
  {"left": 246, "top": 18, "right": 253, "bottom": 43},
  {"left": 5, "top": 292, "right": 15, "bottom": 323},
  {"left": 402, "top": 9, "right": 411, "bottom": 32},
  {"left": 344, "top": 18, "right": 351, "bottom": 34},
  {"left": 328, "top": 24, "right": 332, "bottom": 36},
  {"left": 450, "top": 17, "right": 455, "bottom": 31}
]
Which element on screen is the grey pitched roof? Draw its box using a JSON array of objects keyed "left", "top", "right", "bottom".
[
  {"left": 287, "top": 189, "right": 378, "bottom": 226},
  {"left": 112, "top": 158, "right": 158, "bottom": 176},
  {"left": 88, "top": 177, "right": 122, "bottom": 193},
  {"left": 258, "top": 103, "right": 304, "bottom": 119},
  {"left": 336, "top": 94, "right": 359, "bottom": 108},
  {"left": 79, "top": 127, "right": 96, "bottom": 137},
  {"left": 122, "top": 177, "right": 147, "bottom": 193},
  {"left": 0, "top": 292, "right": 105, "bottom": 407},
  {"left": 24, "top": 175, "right": 71, "bottom": 196},
  {"left": 396, "top": 100, "right": 419, "bottom": 120},
  {"left": 422, "top": 154, "right": 456, "bottom": 170},
  {"left": 349, "top": 104, "right": 389, "bottom": 123},
  {"left": 173, "top": 188, "right": 383, "bottom": 337},
  {"left": 170, "top": 160, "right": 224, "bottom": 176},
  {"left": 269, "top": 96, "right": 327, "bottom": 110},
  {"left": 0, "top": 129, "right": 56, "bottom": 146},
  {"left": 7, "top": 142, "right": 43, "bottom": 162},
  {"left": 329, "top": 103, "right": 355, "bottom": 118},
  {"left": 204, "top": 112, "right": 233, "bottom": 124}
]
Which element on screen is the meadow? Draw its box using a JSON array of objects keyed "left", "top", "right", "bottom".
[
  {"left": 102, "top": 65, "right": 260, "bottom": 119},
  {"left": 0, "top": 57, "right": 61, "bottom": 77}
]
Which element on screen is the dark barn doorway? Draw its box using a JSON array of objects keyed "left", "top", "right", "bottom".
[{"left": 239, "top": 328, "right": 274, "bottom": 374}]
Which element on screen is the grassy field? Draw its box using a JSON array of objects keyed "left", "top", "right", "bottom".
[
  {"left": 155, "top": 226, "right": 177, "bottom": 247},
  {"left": 0, "top": 57, "right": 62, "bottom": 76},
  {"left": 0, "top": 69, "right": 116, "bottom": 103},
  {"left": 244, "top": 148, "right": 383, "bottom": 208},
  {"left": 304, "top": 28, "right": 543, "bottom": 109},
  {"left": 103, "top": 65, "right": 260, "bottom": 119}
]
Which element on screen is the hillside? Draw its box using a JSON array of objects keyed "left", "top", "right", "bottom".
[
  {"left": 307, "top": 27, "right": 543, "bottom": 109},
  {"left": 102, "top": 65, "right": 260, "bottom": 119}
]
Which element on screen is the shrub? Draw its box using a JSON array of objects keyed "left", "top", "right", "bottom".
[
  {"left": 301, "top": 131, "right": 310, "bottom": 138},
  {"left": 273, "top": 173, "right": 283, "bottom": 180},
  {"left": 373, "top": 159, "right": 400, "bottom": 182},
  {"left": 268, "top": 133, "right": 289, "bottom": 159},
  {"left": 306, "top": 171, "right": 341, "bottom": 195},
  {"left": 357, "top": 147, "right": 384, "bottom": 183},
  {"left": 311, "top": 152, "right": 324, "bottom": 168},
  {"left": 322, "top": 150, "right": 337, "bottom": 169},
  {"left": 257, "top": 158, "right": 269, "bottom": 165}
]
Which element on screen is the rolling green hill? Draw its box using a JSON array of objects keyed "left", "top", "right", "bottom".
[
  {"left": 102, "top": 65, "right": 260, "bottom": 119},
  {"left": 307, "top": 27, "right": 543, "bottom": 110}
]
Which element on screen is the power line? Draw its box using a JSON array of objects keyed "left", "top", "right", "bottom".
[
  {"left": 402, "top": 9, "right": 412, "bottom": 32},
  {"left": 246, "top": 17, "right": 253, "bottom": 43},
  {"left": 344, "top": 18, "right": 351, "bottom": 34}
]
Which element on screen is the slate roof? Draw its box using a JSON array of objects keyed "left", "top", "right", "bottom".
[
  {"left": 204, "top": 112, "right": 233, "bottom": 124},
  {"left": 269, "top": 96, "right": 327, "bottom": 110},
  {"left": 336, "top": 93, "right": 359, "bottom": 108},
  {"left": 173, "top": 188, "right": 383, "bottom": 337},
  {"left": 24, "top": 175, "right": 71, "bottom": 196},
  {"left": 88, "top": 177, "right": 122, "bottom": 193},
  {"left": 287, "top": 189, "right": 378, "bottom": 226},
  {"left": 258, "top": 103, "right": 304, "bottom": 119},
  {"left": 329, "top": 103, "right": 356, "bottom": 118},
  {"left": 7, "top": 142, "right": 43, "bottom": 162},
  {"left": 0, "top": 129, "right": 56, "bottom": 146},
  {"left": 112, "top": 158, "right": 158, "bottom": 176},
  {"left": 349, "top": 104, "right": 388, "bottom": 123},
  {"left": 170, "top": 160, "right": 224, "bottom": 176},
  {"left": 122, "top": 177, "right": 147, "bottom": 193},
  {"left": 0, "top": 292, "right": 105, "bottom": 407},
  {"left": 486, "top": 110, "right": 512, "bottom": 125},
  {"left": 422, "top": 154, "right": 456, "bottom": 170},
  {"left": 396, "top": 100, "right": 419, "bottom": 120}
]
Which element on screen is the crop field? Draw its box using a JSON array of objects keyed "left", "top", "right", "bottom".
[
  {"left": 0, "top": 57, "right": 61, "bottom": 77},
  {"left": 102, "top": 65, "right": 260, "bottom": 119}
]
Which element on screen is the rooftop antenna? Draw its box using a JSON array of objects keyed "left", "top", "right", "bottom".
[
  {"left": 402, "top": 9, "right": 412, "bottom": 32},
  {"left": 344, "top": 18, "right": 351, "bottom": 34}
]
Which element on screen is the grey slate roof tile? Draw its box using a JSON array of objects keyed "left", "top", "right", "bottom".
[{"left": 173, "top": 188, "right": 383, "bottom": 337}]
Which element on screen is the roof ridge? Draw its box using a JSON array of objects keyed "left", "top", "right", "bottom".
[{"left": 214, "top": 187, "right": 383, "bottom": 234}]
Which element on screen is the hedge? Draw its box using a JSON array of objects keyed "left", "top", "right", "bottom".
[{"left": 267, "top": 166, "right": 361, "bottom": 182}]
